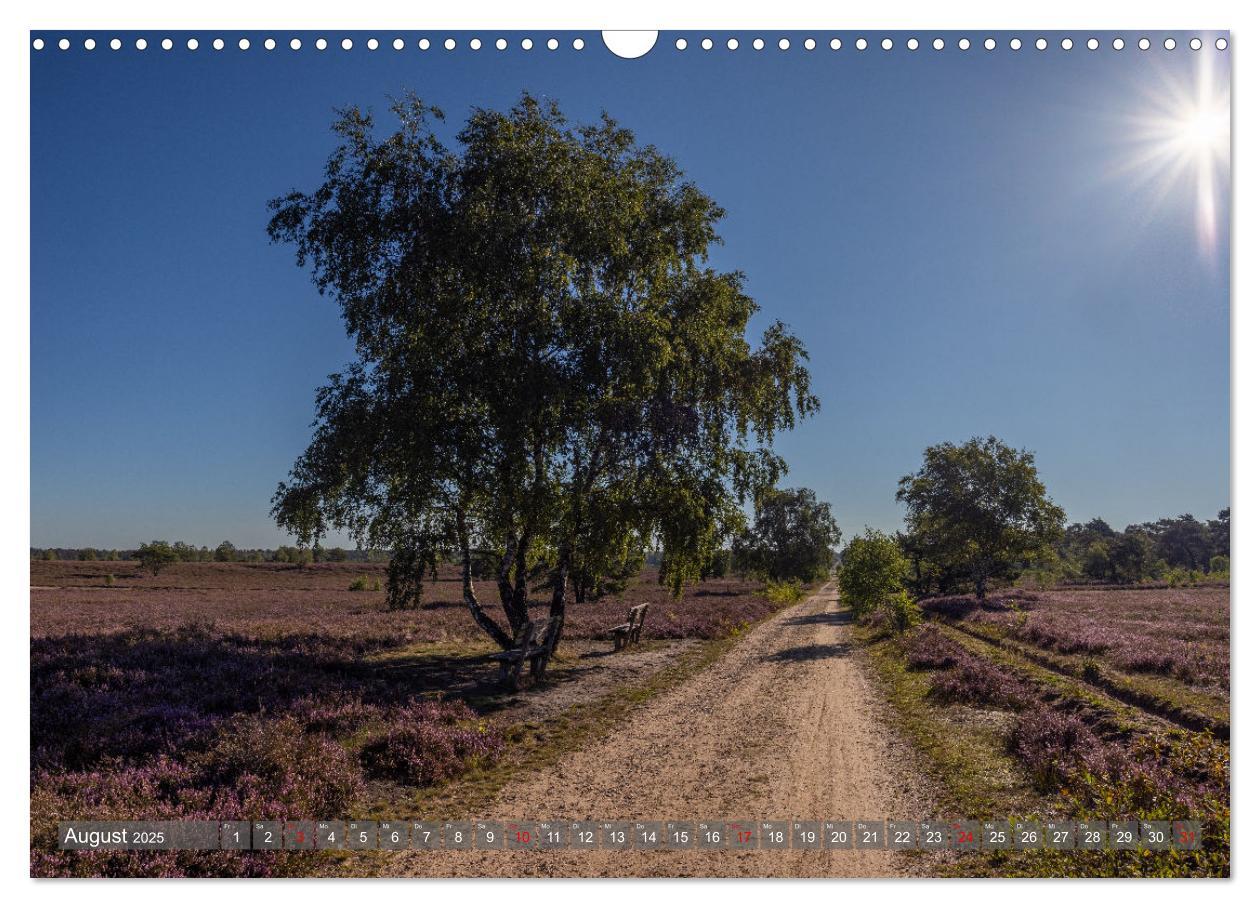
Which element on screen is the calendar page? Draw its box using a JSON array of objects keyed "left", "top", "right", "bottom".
[{"left": 28, "top": 21, "right": 1231, "bottom": 882}]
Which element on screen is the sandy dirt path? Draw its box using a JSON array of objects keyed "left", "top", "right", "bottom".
[{"left": 389, "top": 583, "right": 934, "bottom": 877}]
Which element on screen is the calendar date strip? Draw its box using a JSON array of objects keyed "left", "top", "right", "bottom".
[{"left": 58, "top": 819, "right": 1201, "bottom": 852}]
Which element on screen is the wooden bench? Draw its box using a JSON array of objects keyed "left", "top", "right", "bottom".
[
  {"left": 609, "top": 603, "right": 649, "bottom": 652},
  {"left": 488, "top": 616, "right": 562, "bottom": 691}
]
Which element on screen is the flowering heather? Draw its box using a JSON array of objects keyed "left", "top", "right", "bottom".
[
  {"left": 30, "top": 562, "right": 767, "bottom": 876},
  {"left": 928, "top": 656, "right": 1033, "bottom": 710},
  {"left": 31, "top": 563, "right": 780, "bottom": 643},
  {"left": 904, "top": 626, "right": 1032, "bottom": 709},
  {"left": 1009, "top": 708, "right": 1112, "bottom": 790},
  {"left": 904, "top": 625, "right": 966, "bottom": 670},
  {"left": 1009, "top": 707, "right": 1229, "bottom": 873},
  {"left": 359, "top": 699, "right": 505, "bottom": 786},
  {"left": 922, "top": 587, "right": 1228, "bottom": 691}
]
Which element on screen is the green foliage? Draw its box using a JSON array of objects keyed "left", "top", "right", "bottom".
[
  {"left": 78, "top": 548, "right": 98, "bottom": 562},
  {"left": 1165, "top": 566, "right": 1206, "bottom": 588},
  {"left": 897, "top": 436, "right": 1065, "bottom": 600},
  {"left": 213, "top": 540, "right": 237, "bottom": 562},
  {"left": 764, "top": 579, "right": 805, "bottom": 605},
  {"left": 348, "top": 575, "right": 382, "bottom": 592},
  {"left": 1051, "top": 731, "right": 1229, "bottom": 878},
  {"left": 700, "top": 548, "right": 731, "bottom": 580},
  {"left": 1058, "top": 510, "right": 1228, "bottom": 585},
  {"left": 43, "top": 550, "right": 58, "bottom": 561},
  {"left": 835, "top": 528, "right": 910, "bottom": 618},
  {"left": 268, "top": 93, "right": 817, "bottom": 645},
  {"left": 325, "top": 547, "right": 349, "bottom": 562},
  {"left": 272, "top": 545, "right": 313, "bottom": 566},
  {"left": 1209, "top": 554, "right": 1229, "bottom": 577},
  {"left": 882, "top": 591, "right": 923, "bottom": 634},
  {"left": 104, "top": 573, "right": 115, "bottom": 587},
  {"left": 137, "top": 541, "right": 178, "bottom": 576},
  {"left": 733, "top": 487, "right": 839, "bottom": 583},
  {"left": 467, "top": 550, "right": 500, "bottom": 582}
]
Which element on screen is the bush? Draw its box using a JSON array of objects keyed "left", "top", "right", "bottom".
[
  {"left": 836, "top": 529, "right": 910, "bottom": 618},
  {"left": 348, "top": 575, "right": 381, "bottom": 592},
  {"left": 880, "top": 591, "right": 922, "bottom": 634},
  {"left": 1209, "top": 554, "right": 1229, "bottom": 578},
  {"left": 764, "top": 579, "right": 805, "bottom": 605}
]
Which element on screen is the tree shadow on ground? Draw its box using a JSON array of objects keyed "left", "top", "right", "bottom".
[
  {"left": 784, "top": 609, "right": 853, "bottom": 627},
  {"left": 31, "top": 625, "right": 553, "bottom": 770},
  {"left": 763, "top": 641, "right": 853, "bottom": 663}
]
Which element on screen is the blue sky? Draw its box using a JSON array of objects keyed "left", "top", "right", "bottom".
[{"left": 30, "top": 32, "right": 1230, "bottom": 548}]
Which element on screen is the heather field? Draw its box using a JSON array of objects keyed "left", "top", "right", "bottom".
[
  {"left": 31, "top": 561, "right": 777, "bottom": 643},
  {"left": 30, "top": 561, "right": 784, "bottom": 877},
  {"left": 921, "top": 586, "right": 1230, "bottom": 692},
  {"left": 859, "top": 584, "right": 1230, "bottom": 877}
]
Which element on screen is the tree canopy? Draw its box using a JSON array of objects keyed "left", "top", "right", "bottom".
[
  {"left": 267, "top": 94, "right": 817, "bottom": 647},
  {"left": 733, "top": 487, "right": 839, "bottom": 583},
  {"left": 896, "top": 436, "right": 1065, "bottom": 599}
]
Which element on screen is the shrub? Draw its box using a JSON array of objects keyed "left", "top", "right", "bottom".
[
  {"left": 836, "top": 528, "right": 910, "bottom": 618},
  {"left": 197, "top": 715, "right": 364, "bottom": 818},
  {"left": 348, "top": 575, "right": 381, "bottom": 592},
  {"left": 880, "top": 591, "right": 922, "bottom": 634},
  {"left": 764, "top": 579, "right": 804, "bottom": 605}
]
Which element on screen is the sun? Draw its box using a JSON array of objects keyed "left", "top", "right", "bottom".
[
  {"left": 1176, "top": 106, "right": 1230, "bottom": 152},
  {"left": 1115, "top": 50, "right": 1230, "bottom": 257}
]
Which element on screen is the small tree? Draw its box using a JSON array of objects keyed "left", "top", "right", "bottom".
[
  {"left": 78, "top": 548, "right": 98, "bottom": 562},
  {"left": 897, "top": 436, "right": 1065, "bottom": 600},
  {"left": 835, "top": 528, "right": 911, "bottom": 618},
  {"left": 137, "top": 541, "right": 178, "bottom": 576},
  {"left": 214, "top": 540, "right": 237, "bottom": 562},
  {"left": 733, "top": 488, "right": 840, "bottom": 583}
]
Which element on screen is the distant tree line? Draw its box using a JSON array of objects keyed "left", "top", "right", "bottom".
[
  {"left": 1050, "top": 510, "right": 1229, "bottom": 586},
  {"left": 31, "top": 542, "right": 392, "bottom": 568}
]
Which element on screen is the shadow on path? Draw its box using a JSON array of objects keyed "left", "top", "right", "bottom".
[{"left": 763, "top": 641, "right": 853, "bottom": 663}]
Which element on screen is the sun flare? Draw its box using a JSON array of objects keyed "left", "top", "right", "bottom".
[{"left": 1118, "top": 50, "right": 1229, "bottom": 256}]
